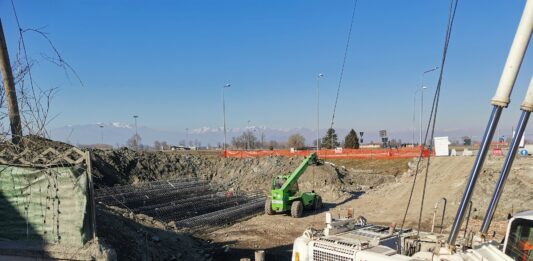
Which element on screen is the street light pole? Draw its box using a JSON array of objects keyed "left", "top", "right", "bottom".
[
  {"left": 99, "top": 124, "right": 104, "bottom": 144},
  {"left": 317, "top": 73, "right": 324, "bottom": 152},
  {"left": 185, "top": 128, "right": 189, "bottom": 147},
  {"left": 133, "top": 115, "right": 139, "bottom": 149},
  {"left": 419, "top": 67, "right": 439, "bottom": 146},
  {"left": 247, "top": 120, "right": 251, "bottom": 150},
  {"left": 420, "top": 86, "right": 427, "bottom": 145},
  {"left": 413, "top": 90, "right": 418, "bottom": 146},
  {"left": 222, "top": 84, "right": 231, "bottom": 152}
]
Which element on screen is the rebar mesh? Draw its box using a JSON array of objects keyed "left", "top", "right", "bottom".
[{"left": 95, "top": 178, "right": 265, "bottom": 228}]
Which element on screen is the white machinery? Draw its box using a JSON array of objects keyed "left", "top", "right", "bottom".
[
  {"left": 292, "top": 210, "right": 533, "bottom": 261},
  {"left": 292, "top": 0, "right": 533, "bottom": 260}
]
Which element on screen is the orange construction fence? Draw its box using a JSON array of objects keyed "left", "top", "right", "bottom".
[{"left": 222, "top": 147, "right": 431, "bottom": 159}]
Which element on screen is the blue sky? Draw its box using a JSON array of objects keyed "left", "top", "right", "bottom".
[{"left": 0, "top": 0, "right": 532, "bottom": 139}]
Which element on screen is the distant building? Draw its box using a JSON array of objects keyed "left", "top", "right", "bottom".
[
  {"left": 360, "top": 144, "right": 380, "bottom": 149},
  {"left": 170, "top": 146, "right": 190, "bottom": 151}
]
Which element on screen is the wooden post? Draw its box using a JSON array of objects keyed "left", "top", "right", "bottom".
[
  {"left": 85, "top": 151, "right": 98, "bottom": 241},
  {"left": 0, "top": 19, "right": 23, "bottom": 144}
]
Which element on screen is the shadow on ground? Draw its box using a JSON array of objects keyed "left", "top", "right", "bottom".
[{"left": 212, "top": 243, "right": 293, "bottom": 260}]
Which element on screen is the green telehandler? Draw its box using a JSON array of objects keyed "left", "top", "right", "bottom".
[{"left": 264, "top": 152, "right": 323, "bottom": 218}]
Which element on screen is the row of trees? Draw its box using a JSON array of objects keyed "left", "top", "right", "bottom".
[
  {"left": 124, "top": 128, "right": 363, "bottom": 151},
  {"left": 230, "top": 128, "right": 361, "bottom": 150},
  {"left": 314, "top": 128, "right": 360, "bottom": 149}
]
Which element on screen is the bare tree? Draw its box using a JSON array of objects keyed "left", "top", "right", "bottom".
[
  {"left": 287, "top": 133, "right": 305, "bottom": 149},
  {"left": 127, "top": 134, "right": 141, "bottom": 149},
  {"left": 153, "top": 140, "right": 162, "bottom": 150},
  {"left": 267, "top": 140, "right": 282, "bottom": 150},
  {"left": 232, "top": 130, "right": 259, "bottom": 149},
  {"left": 0, "top": 4, "right": 82, "bottom": 145}
]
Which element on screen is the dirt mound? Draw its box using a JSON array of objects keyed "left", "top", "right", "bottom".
[
  {"left": 96, "top": 206, "right": 211, "bottom": 260},
  {"left": 341, "top": 156, "right": 533, "bottom": 231},
  {"left": 91, "top": 149, "right": 357, "bottom": 202}
]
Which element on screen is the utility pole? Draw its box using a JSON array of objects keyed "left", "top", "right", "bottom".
[
  {"left": 222, "top": 84, "right": 231, "bottom": 153},
  {"left": 247, "top": 120, "right": 251, "bottom": 150},
  {"left": 419, "top": 67, "right": 439, "bottom": 146},
  {"left": 0, "top": 19, "right": 22, "bottom": 144},
  {"left": 317, "top": 73, "right": 324, "bottom": 152}
]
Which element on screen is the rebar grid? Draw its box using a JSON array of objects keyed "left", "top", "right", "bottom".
[
  {"left": 176, "top": 197, "right": 265, "bottom": 227},
  {"left": 95, "top": 178, "right": 265, "bottom": 228}
]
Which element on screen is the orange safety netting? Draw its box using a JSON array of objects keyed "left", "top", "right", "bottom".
[{"left": 221, "top": 147, "right": 431, "bottom": 159}]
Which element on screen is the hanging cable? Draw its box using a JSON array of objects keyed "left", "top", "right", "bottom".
[
  {"left": 329, "top": 0, "right": 359, "bottom": 137},
  {"left": 416, "top": 0, "right": 459, "bottom": 234},
  {"left": 398, "top": 0, "right": 459, "bottom": 246}
]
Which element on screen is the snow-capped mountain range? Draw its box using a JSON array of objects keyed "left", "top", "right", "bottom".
[{"left": 49, "top": 122, "right": 477, "bottom": 147}]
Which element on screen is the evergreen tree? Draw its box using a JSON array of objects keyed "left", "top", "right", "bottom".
[
  {"left": 321, "top": 128, "right": 340, "bottom": 149},
  {"left": 344, "top": 129, "right": 360, "bottom": 149}
]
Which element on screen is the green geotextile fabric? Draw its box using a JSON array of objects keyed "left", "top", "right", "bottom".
[{"left": 0, "top": 164, "right": 91, "bottom": 246}]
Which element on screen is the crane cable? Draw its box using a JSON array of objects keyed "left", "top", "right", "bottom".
[
  {"left": 416, "top": 0, "right": 459, "bottom": 235},
  {"left": 397, "top": 0, "right": 459, "bottom": 245},
  {"left": 329, "top": 0, "right": 359, "bottom": 140}
]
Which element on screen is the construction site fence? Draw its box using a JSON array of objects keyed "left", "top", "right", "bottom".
[{"left": 222, "top": 147, "right": 431, "bottom": 159}]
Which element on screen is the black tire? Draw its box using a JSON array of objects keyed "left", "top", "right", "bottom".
[
  {"left": 265, "top": 199, "right": 274, "bottom": 215},
  {"left": 314, "top": 195, "right": 323, "bottom": 210},
  {"left": 291, "top": 201, "right": 303, "bottom": 218}
]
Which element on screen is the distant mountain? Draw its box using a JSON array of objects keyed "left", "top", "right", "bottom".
[
  {"left": 49, "top": 123, "right": 481, "bottom": 147},
  {"left": 50, "top": 123, "right": 338, "bottom": 147}
]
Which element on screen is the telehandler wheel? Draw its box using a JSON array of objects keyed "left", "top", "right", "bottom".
[
  {"left": 291, "top": 201, "right": 303, "bottom": 218},
  {"left": 265, "top": 199, "right": 274, "bottom": 215},
  {"left": 314, "top": 195, "right": 323, "bottom": 210}
]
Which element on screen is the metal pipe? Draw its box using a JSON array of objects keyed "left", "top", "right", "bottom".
[
  {"left": 439, "top": 198, "right": 447, "bottom": 234},
  {"left": 447, "top": 106, "right": 502, "bottom": 245},
  {"left": 481, "top": 77, "right": 533, "bottom": 234},
  {"left": 480, "top": 110, "right": 529, "bottom": 234},
  {"left": 463, "top": 201, "right": 473, "bottom": 239},
  {"left": 430, "top": 197, "right": 447, "bottom": 234},
  {"left": 491, "top": 0, "right": 533, "bottom": 107},
  {"left": 448, "top": 0, "right": 532, "bottom": 245}
]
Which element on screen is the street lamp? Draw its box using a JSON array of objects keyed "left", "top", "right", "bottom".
[
  {"left": 99, "top": 124, "right": 104, "bottom": 145},
  {"left": 247, "top": 120, "right": 251, "bottom": 150},
  {"left": 133, "top": 115, "right": 139, "bottom": 149},
  {"left": 222, "top": 84, "right": 231, "bottom": 152},
  {"left": 317, "top": 73, "right": 324, "bottom": 152},
  {"left": 185, "top": 128, "right": 189, "bottom": 147},
  {"left": 413, "top": 67, "right": 439, "bottom": 146}
]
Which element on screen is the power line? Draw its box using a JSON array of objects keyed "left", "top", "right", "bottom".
[
  {"left": 329, "top": 0, "right": 359, "bottom": 133},
  {"left": 398, "top": 0, "right": 459, "bottom": 245}
]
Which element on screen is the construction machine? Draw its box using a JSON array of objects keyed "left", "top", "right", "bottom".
[
  {"left": 265, "top": 152, "right": 323, "bottom": 218},
  {"left": 292, "top": 209, "right": 533, "bottom": 261},
  {"left": 292, "top": 0, "right": 533, "bottom": 259}
]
